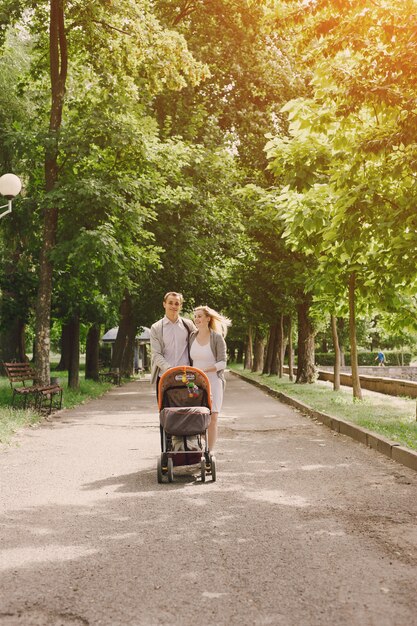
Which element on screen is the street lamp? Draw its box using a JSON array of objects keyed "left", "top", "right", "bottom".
[{"left": 0, "top": 173, "right": 22, "bottom": 219}]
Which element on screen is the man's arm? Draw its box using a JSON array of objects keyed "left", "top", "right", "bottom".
[{"left": 150, "top": 323, "right": 172, "bottom": 374}]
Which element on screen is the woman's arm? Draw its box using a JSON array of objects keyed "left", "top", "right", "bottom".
[{"left": 206, "top": 333, "right": 226, "bottom": 372}]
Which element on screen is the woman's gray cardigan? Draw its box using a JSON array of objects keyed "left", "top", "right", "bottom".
[{"left": 189, "top": 330, "right": 227, "bottom": 382}]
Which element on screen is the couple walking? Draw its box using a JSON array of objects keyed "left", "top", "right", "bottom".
[{"left": 150, "top": 291, "right": 231, "bottom": 450}]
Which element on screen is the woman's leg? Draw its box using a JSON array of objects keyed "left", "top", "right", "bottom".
[{"left": 208, "top": 412, "right": 218, "bottom": 450}]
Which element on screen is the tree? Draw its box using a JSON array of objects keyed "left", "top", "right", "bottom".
[
  {"left": 0, "top": 0, "right": 209, "bottom": 384},
  {"left": 134, "top": 141, "right": 246, "bottom": 326},
  {"left": 249, "top": 2, "right": 417, "bottom": 398},
  {"left": 0, "top": 26, "right": 37, "bottom": 362},
  {"left": 234, "top": 182, "right": 317, "bottom": 382},
  {"left": 155, "top": 0, "right": 301, "bottom": 171},
  {"left": 34, "top": 0, "right": 68, "bottom": 385}
]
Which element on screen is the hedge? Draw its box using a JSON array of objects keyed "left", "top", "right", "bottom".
[{"left": 315, "top": 351, "right": 413, "bottom": 366}]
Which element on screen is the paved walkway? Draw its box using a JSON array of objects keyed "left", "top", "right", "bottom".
[{"left": 0, "top": 372, "right": 416, "bottom": 625}]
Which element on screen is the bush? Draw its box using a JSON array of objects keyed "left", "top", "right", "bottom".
[{"left": 315, "top": 351, "right": 412, "bottom": 366}]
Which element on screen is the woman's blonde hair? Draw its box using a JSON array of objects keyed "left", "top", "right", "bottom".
[{"left": 194, "top": 306, "right": 232, "bottom": 337}]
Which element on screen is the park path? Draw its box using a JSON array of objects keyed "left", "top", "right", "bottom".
[{"left": 0, "top": 372, "right": 416, "bottom": 626}]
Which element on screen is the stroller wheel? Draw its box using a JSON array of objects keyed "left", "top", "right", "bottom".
[
  {"left": 157, "top": 456, "right": 164, "bottom": 483},
  {"left": 200, "top": 457, "right": 206, "bottom": 482},
  {"left": 167, "top": 457, "right": 174, "bottom": 483},
  {"left": 210, "top": 455, "right": 217, "bottom": 482}
]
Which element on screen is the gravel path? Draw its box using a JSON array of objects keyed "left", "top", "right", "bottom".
[{"left": 0, "top": 372, "right": 416, "bottom": 625}]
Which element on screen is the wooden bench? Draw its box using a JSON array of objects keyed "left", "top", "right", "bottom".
[
  {"left": 98, "top": 361, "right": 121, "bottom": 386},
  {"left": 3, "top": 362, "right": 63, "bottom": 413},
  {"left": 35, "top": 383, "right": 63, "bottom": 415}
]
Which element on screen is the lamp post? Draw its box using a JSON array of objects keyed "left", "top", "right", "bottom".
[{"left": 0, "top": 173, "right": 22, "bottom": 219}]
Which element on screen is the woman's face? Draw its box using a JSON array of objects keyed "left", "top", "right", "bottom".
[{"left": 194, "top": 309, "right": 210, "bottom": 329}]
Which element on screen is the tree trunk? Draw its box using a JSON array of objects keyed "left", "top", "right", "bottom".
[
  {"left": 85, "top": 323, "right": 100, "bottom": 381},
  {"left": 269, "top": 321, "right": 280, "bottom": 376},
  {"left": 67, "top": 314, "right": 80, "bottom": 389},
  {"left": 277, "top": 313, "right": 285, "bottom": 378},
  {"left": 35, "top": 0, "right": 68, "bottom": 385},
  {"left": 54, "top": 322, "right": 71, "bottom": 371},
  {"left": 262, "top": 323, "right": 276, "bottom": 375},
  {"left": 331, "top": 314, "right": 341, "bottom": 391},
  {"left": 0, "top": 319, "right": 26, "bottom": 362},
  {"left": 337, "top": 317, "right": 346, "bottom": 366},
  {"left": 143, "top": 344, "right": 149, "bottom": 370},
  {"left": 34, "top": 209, "right": 58, "bottom": 384},
  {"left": 296, "top": 294, "right": 316, "bottom": 384},
  {"left": 244, "top": 325, "right": 253, "bottom": 370},
  {"left": 111, "top": 289, "right": 133, "bottom": 370},
  {"left": 282, "top": 315, "right": 290, "bottom": 373},
  {"left": 348, "top": 273, "right": 362, "bottom": 400},
  {"left": 287, "top": 315, "right": 294, "bottom": 381},
  {"left": 120, "top": 320, "right": 136, "bottom": 378},
  {"left": 252, "top": 329, "right": 265, "bottom": 372}
]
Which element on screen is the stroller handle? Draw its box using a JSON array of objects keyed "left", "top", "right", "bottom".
[{"left": 157, "top": 365, "right": 212, "bottom": 411}]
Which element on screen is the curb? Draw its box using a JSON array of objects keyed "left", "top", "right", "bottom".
[{"left": 230, "top": 370, "right": 417, "bottom": 473}]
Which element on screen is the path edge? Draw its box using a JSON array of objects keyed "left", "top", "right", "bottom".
[{"left": 230, "top": 370, "right": 417, "bottom": 473}]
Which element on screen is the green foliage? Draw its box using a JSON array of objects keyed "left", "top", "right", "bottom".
[
  {"left": 66, "top": 0, "right": 209, "bottom": 97},
  {"left": 262, "top": 0, "right": 417, "bottom": 340},
  {"left": 3, "top": 0, "right": 417, "bottom": 362},
  {"left": 0, "top": 0, "right": 213, "bottom": 340},
  {"left": 140, "top": 0, "right": 305, "bottom": 328},
  {"left": 134, "top": 140, "right": 246, "bottom": 324},
  {"left": 155, "top": 0, "right": 302, "bottom": 170}
]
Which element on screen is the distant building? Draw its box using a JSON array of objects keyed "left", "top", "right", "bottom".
[{"left": 101, "top": 327, "right": 150, "bottom": 372}]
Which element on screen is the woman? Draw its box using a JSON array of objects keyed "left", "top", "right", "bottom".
[{"left": 189, "top": 305, "right": 231, "bottom": 450}]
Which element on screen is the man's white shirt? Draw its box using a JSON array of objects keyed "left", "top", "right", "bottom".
[{"left": 162, "top": 316, "right": 189, "bottom": 368}]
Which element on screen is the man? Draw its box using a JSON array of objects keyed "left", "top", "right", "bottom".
[
  {"left": 150, "top": 291, "right": 195, "bottom": 398},
  {"left": 375, "top": 350, "right": 385, "bottom": 366}
]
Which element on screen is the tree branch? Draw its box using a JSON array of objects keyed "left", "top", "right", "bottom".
[
  {"left": 91, "top": 19, "right": 131, "bottom": 36},
  {"left": 172, "top": 0, "right": 198, "bottom": 26}
]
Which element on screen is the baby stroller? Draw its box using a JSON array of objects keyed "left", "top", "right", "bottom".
[{"left": 157, "top": 365, "right": 216, "bottom": 483}]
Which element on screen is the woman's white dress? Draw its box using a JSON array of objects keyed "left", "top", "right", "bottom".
[{"left": 190, "top": 340, "right": 223, "bottom": 413}]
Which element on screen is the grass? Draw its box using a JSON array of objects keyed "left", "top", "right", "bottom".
[
  {"left": 4, "top": 362, "right": 416, "bottom": 452},
  {"left": 229, "top": 363, "right": 417, "bottom": 451},
  {"left": 0, "top": 371, "right": 113, "bottom": 445}
]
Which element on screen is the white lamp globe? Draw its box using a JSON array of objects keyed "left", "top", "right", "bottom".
[{"left": 0, "top": 173, "right": 22, "bottom": 199}]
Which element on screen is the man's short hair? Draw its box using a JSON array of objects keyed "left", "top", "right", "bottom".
[{"left": 163, "top": 291, "right": 184, "bottom": 304}]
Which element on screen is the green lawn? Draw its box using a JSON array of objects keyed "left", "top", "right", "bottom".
[
  {"left": 0, "top": 371, "right": 113, "bottom": 445},
  {"left": 230, "top": 364, "right": 417, "bottom": 451}
]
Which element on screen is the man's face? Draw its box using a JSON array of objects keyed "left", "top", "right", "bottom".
[{"left": 163, "top": 296, "right": 182, "bottom": 321}]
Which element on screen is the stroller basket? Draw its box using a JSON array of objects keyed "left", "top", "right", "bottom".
[{"left": 160, "top": 406, "right": 211, "bottom": 436}]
